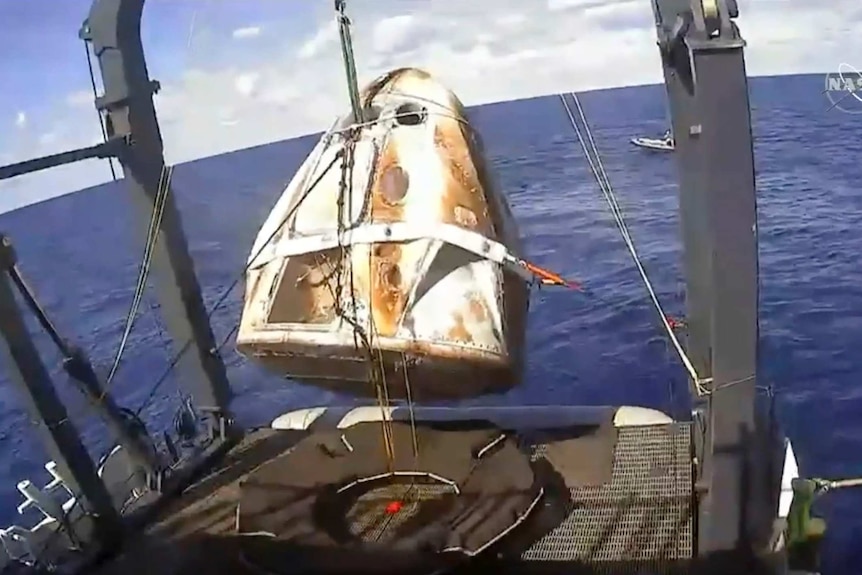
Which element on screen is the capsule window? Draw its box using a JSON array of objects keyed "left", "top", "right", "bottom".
[{"left": 394, "top": 102, "right": 427, "bottom": 126}]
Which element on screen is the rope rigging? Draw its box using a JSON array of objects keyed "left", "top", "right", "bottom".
[
  {"left": 810, "top": 476, "right": 862, "bottom": 491},
  {"left": 558, "top": 92, "right": 713, "bottom": 396},
  {"left": 104, "top": 164, "right": 173, "bottom": 388},
  {"left": 91, "top": 0, "right": 206, "bottom": 393},
  {"left": 334, "top": 1, "right": 403, "bottom": 473}
]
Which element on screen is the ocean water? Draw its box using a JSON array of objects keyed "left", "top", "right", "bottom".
[{"left": 1, "top": 74, "right": 861, "bottom": 571}]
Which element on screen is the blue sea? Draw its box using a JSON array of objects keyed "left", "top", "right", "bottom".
[{"left": 0, "top": 74, "right": 861, "bottom": 571}]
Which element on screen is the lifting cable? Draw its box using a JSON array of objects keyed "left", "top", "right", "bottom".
[
  {"left": 335, "top": 0, "right": 400, "bottom": 470},
  {"left": 558, "top": 92, "right": 713, "bottom": 395},
  {"left": 104, "top": 165, "right": 173, "bottom": 390}
]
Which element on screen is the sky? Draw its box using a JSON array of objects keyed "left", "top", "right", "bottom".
[{"left": 0, "top": 0, "right": 860, "bottom": 213}]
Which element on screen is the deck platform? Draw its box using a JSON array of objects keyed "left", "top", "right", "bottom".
[{"left": 84, "top": 413, "right": 693, "bottom": 575}]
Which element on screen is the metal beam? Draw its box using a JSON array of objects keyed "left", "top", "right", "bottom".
[
  {"left": 6, "top": 255, "right": 160, "bottom": 478},
  {"left": 0, "top": 236, "right": 120, "bottom": 536},
  {"left": 83, "top": 0, "right": 233, "bottom": 422},
  {"left": 0, "top": 141, "right": 120, "bottom": 182},
  {"left": 650, "top": 0, "right": 762, "bottom": 557},
  {"left": 652, "top": 0, "right": 713, "bottom": 393}
]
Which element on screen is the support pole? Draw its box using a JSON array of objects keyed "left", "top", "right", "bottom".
[
  {"left": 84, "top": 0, "right": 233, "bottom": 426},
  {"left": 0, "top": 141, "right": 120, "bottom": 182},
  {"left": 5, "top": 240, "right": 160, "bottom": 478},
  {"left": 0, "top": 236, "right": 119, "bottom": 537},
  {"left": 650, "top": 0, "right": 767, "bottom": 558},
  {"left": 654, "top": 2, "right": 713, "bottom": 394}
]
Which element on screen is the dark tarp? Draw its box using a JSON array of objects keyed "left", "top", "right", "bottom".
[
  {"left": 236, "top": 421, "right": 543, "bottom": 574},
  {"left": 538, "top": 414, "right": 618, "bottom": 488}
]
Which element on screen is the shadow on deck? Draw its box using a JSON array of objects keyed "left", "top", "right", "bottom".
[{"left": 89, "top": 420, "right": 697, "bottom": 575}]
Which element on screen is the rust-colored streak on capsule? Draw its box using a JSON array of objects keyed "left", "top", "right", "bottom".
[
  {"left": 433, "top": 123, "right": 496, "bottom": 240},
  {"left": 447, "top": 311, "right": 474, "bottom": 343},
  {"left": 364, "top": 137, "right": 409, "bottom": 338},
  {"left": 370, "top": 140, "right": 408, "bottom": 223},
  {"left": 468, "top": 295, "right": 488, "bottom": 323},
  {"left": 454, "top": 205, "right": 478, "bottom": 228},
  {"left": 369, "top": 242, "right": 406, "bottom": 337}
]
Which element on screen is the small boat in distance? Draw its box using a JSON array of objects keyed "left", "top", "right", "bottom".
[{"left": 631, "top": 129, "right": 675, "bottom": 151}]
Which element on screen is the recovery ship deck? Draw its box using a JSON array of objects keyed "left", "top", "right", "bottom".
[{"left": 90, "top": 407, "right": 694, "bottom": 575}]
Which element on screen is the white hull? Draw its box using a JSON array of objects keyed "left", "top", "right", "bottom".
[
  {"left": 237, "top": 68, "right": 528, "bottom": 400},
  {"left": 630, "top": 136, "right": 675, "bottom": 151}
]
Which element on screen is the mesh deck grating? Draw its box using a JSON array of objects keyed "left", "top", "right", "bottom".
[
  {"left": 522, "top": 423, "right": 693, "bottom": 570},
  {"left": 345, "top": 482, "right": 457, "bottom": 543}
]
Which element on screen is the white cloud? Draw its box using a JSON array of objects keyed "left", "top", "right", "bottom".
[
  {"left": 372, "top": 15, "right": 416, "bottom": 54},
  {"left": 495, "top": 13, "right": 527, "bottom": 29},
  {"left": 232, "top": 25, "right": 261, "bottom": 40},
  {"left": 14, "top": 111, "right": 26, "bottom": 128},
  {"left": 297, "top": 20, "right": 338, "bottom": 60},
  {"left": 234, "top": 72, "right": 260, "bottom": 97},
  {"left": 2, "top": 0, "right": 861, "bottom": 213}
]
